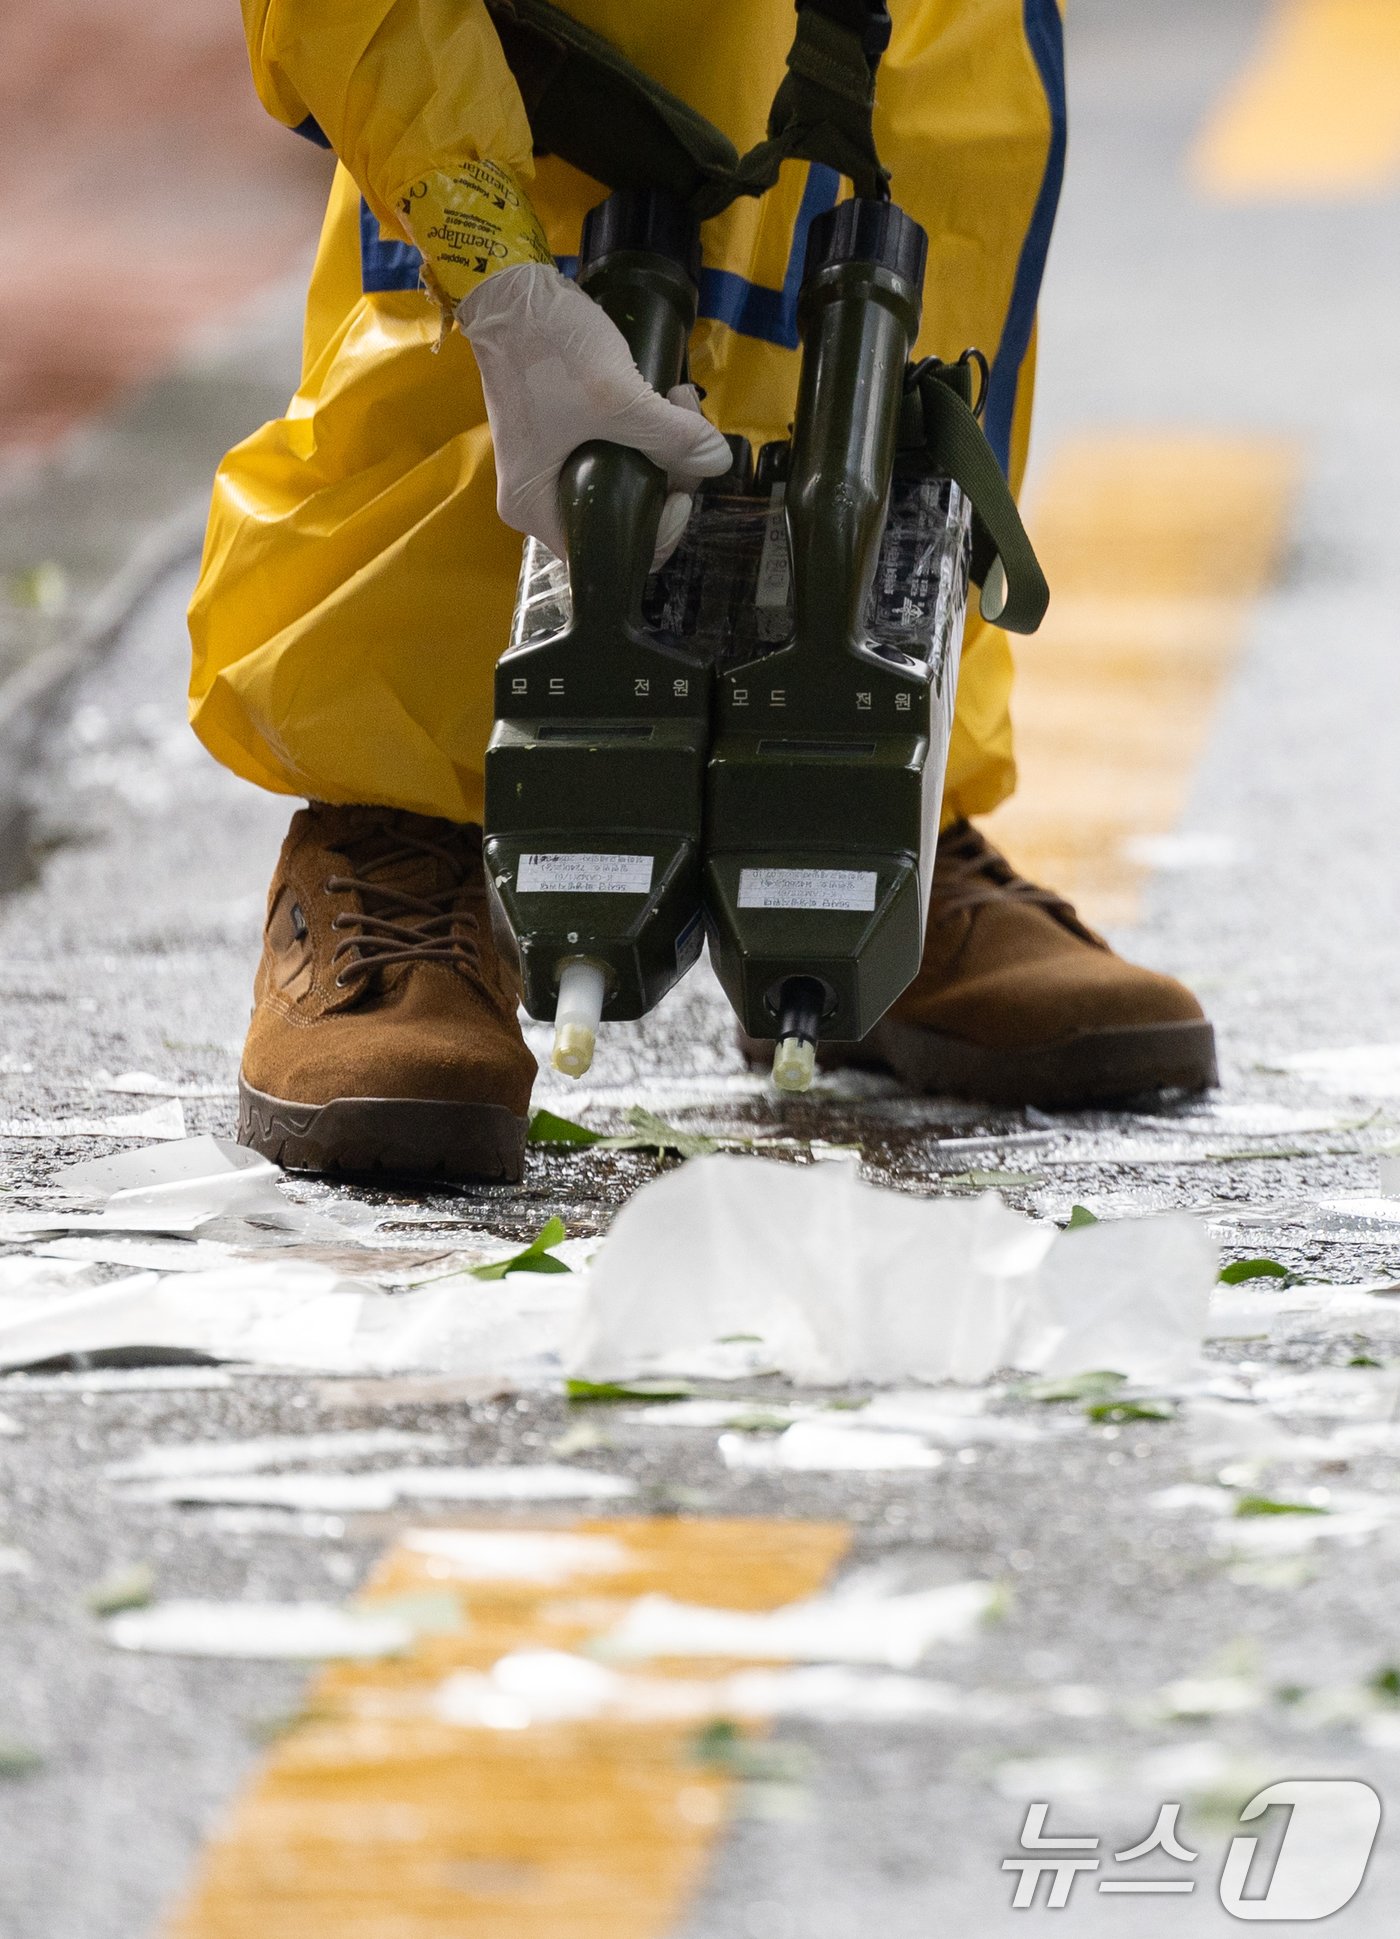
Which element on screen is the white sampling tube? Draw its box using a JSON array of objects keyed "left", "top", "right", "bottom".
[
  {"left": 551, "top": 959, "right": 607, "bottom": 1079},
  {"left": 771, "top": 1035, "right": 817, "bottom": 1093}
]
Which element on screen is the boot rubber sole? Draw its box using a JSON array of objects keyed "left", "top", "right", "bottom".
[
  {"left": 744, "top": 1017, "right": 1218, "bottom": 1110},
  {"left": 238, "top": 1079, "right": 528, "bottom": 1186}
]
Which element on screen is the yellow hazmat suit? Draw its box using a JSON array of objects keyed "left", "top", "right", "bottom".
[{"left": 191, "top": 0, "right": 1066, "bottom": 827}]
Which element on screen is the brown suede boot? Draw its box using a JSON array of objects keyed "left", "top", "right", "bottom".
[
  {"left": 238, "top": 805, "right": 536, "bottom": 1183},
  {"left": 818, "top": 821, "right": 1217, "bottom": 1107}
]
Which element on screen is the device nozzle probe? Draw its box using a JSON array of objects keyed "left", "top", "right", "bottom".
[
  {"left": 551, "top": 959, "right": 607, "bottom": 1079},
  {"left": 771, "top": 976, "right": 825, "bottom": 1094}
]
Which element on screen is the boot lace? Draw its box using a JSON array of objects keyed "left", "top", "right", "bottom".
[
  {"left": 325, "top": 825, "right": 485, "bottom": 990},
  {"left": 932, "top": 820, "right": 1093, "bottom": 935}
]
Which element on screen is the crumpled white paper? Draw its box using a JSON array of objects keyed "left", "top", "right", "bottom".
[{"left": 568, "top": 1156, "right": 1214, "bottom": 1386}]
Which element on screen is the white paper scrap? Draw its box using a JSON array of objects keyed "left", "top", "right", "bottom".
[
  {"left": 105, "top": 1428, "right": 449, "bottom": 1482},
  {"left": 96, "top": 1072, "right": 235, "bottom": 1099},
  {"left": 123, "top": 1464, "right": 637, "bottom": 1511},
  {"left": 104, "top": 1599, "right": 414, "bottom": 1660},
  {"left": 1267, "top": 1044, "right": 1400, "bottom": 1099},
  {"left": 719, "top": 1423, "right": 944, "bottom": 1472},
  {"left": 0, "top": 1263, "right": 369, "bottom": 1372},
  {"left": 33, "top": 1237, "right": 238, "bottom": 1274},
  {"left": 0, "top": 1210, "right": 212, "bottom": 1239},
  {"left": 603, "top": 1579, "right": 998, "bottom": 1668},
  {"left": 0, "top": 1256, "right": 96, "bottom": 1296},
  {"left": 0, "top": 1102, "right": 185, "bottom": 1141},
  {"left": 56, "top": 1135, "right": 268, "bottom": 1200},
  {"left": 432, "top": 1652, "right": 966, "bottom": 1730}
]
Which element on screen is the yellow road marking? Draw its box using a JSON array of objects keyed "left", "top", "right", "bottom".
[
  {"left": 1193, "top": 0, "right": 1400, "bottom": 198},
  {"left": 981, "top": 433, "right": 1299, "bottom": 927},
  {"left": 165, "top": 1518, "right": 849, "bottom": 1938}
]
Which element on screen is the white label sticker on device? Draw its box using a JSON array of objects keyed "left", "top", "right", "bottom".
[
  {"left": 737, "top": 867, "right": 878, "bottom": 912},
  {"left": 755, "top": 486, "right": 791, "bottom": 610},
  {"left": 517, "top": 852, "right": 654, "bottom": 895}
]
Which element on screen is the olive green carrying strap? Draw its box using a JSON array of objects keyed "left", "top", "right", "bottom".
[
  {"left": 483, "top": 0, "right": 888, "bottom": 215},
  {"left": 905, "top": 367, "right": 1050, "bottom": 635}
]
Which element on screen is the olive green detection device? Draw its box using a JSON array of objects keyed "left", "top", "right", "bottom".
[
  {"left": 483, "top": 189, "right": 710, "bottom": 1080},
  {"left": 703, "top": 198, "right": 938, "bottom": 1089}
]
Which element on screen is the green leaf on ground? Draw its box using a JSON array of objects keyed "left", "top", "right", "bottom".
[
  {"left": 1350, "top": 1355, "right": 1385, "bottom": 1369},
  {"left": 1234, "top": 1495, "right": 1329, "bottom": 1519},
  {"left": 1370, "top": 1666, "right": 1400, "bottom": 1704},
  {"left": 7, "top": 562, "right": 66, "bottom": 612},
  {"left": 527, "top": 1109, "right": 602, "bottom": 1147},
  {"left": 1219, "top": 1258, "right": 1292, "bottom": 1285},
  {"left": 1086, "top": 1399, "right": 1177, "bottom": 1424},
  {"left": 0, "top": 1740, "right": 42, "bottom": 1780},
  {"left": 85, "top": 1562, "right": 155, "bottom": 1616},
  {"left": 1065, "top": 1204, "right": 1099, "bottom": 1229},
  {"left": 1014, "top": 1370, "right": 1126, "bottom": 1403},
  {"left": 689, "top": 1718, "right": 810, "bottom": 1784},
  {"left": 565, "top": 1378, "right": 696, "bottom": 1404},
  {"left": 469, "top": 1216, "right": 571, "bottom": 1280}
]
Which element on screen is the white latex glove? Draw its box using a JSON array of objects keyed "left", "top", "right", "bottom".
[{"left": 458, "top": 260, "right": 731, "bottom": 568}]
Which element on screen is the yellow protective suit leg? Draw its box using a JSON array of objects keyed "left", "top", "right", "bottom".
[{"left": 189, "top": 0, "right": 1065, "bottom": 826}]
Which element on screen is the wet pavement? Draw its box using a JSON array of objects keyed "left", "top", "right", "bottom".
[{"left": 5, "top": 0, "right": 1400, "bottom": 1934}]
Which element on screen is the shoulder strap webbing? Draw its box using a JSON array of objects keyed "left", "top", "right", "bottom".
[
  {"left": 902, "top": 366, "right": 1050, "bottom": 635},
  {"left": 484, "top": 0, "right": 742, "bottom": 208},
  {"left": 484, "top": 0, "right": 889, "bottom": 217}
]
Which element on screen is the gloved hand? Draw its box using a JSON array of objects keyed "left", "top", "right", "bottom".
[{"left": 458, "top": 260, "right": 731, "bottom": 567}]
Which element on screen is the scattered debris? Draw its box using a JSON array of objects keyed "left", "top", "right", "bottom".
[
  {"left": 94, "top": 1072, "right": 234, "bottom": 1099},
  {"left": 104, "top": 1599, "right": 418, "bottom": 1660},
  {"left": 0, "top": 1103, "right": 185, "bottom": 1141},
  {"left": 119, "top": 1465, "right": 638, "bottom": 1511},
  {"left": 718, "top": 1422, "right": 945, "bottom": 1472},
  {"left": 0, "top": 1256, "right": 580, "bottom": 1379},
  {"left": 602, "top": 1578, "right": 1000, "bottom": 1669},
  {"left": 104, "top": 1428, "right": 449, "bottom": 1483},
  {"left": 1265, "top": 1044, "right": 1400, "bottom": 1099}
]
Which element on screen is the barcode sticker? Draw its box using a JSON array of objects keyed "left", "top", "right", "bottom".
[
  {"left": 737, "top": 868, "right": 877, "bottom": 912},
  {"left": 517, "top": 852, "right": 654, "bottom": 895}
]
